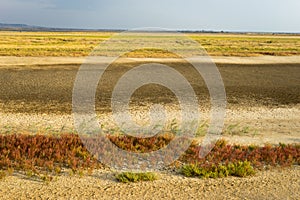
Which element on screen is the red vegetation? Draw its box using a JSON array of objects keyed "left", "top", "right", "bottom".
[{"left": 0, "top": 134, "right": 299, "bottom": 177}]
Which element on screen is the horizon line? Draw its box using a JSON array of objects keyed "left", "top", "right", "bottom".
[{"left": 0, "top": 22, "right": 300, "bottom": 35}]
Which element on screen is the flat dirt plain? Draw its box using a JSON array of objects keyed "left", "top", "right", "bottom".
[{"left": 0, "top": 55, "right": 299, "bottom": 199}]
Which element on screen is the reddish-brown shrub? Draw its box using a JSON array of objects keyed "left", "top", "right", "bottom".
[{"left": 0, "top": 134, "right": 298, "bottom": 178}]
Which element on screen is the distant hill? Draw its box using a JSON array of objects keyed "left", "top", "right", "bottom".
[
  {"left": 0, "top": 23, "right": 122, "bottom": 32},
  {"left": 0, "top": 23, "right": 46, "bottom": 30}
]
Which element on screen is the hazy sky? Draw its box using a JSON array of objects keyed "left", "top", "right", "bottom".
[{"left": 1, "top": 0, "right": 299, "bottom": 32}]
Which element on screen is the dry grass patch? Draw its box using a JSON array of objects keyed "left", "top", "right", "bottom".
[{"left": 0, "top": 31, "right": 299, "bottom": 57}]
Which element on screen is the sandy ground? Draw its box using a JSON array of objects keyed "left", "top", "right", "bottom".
[
  {"left": 1, "top": 55, "right": 300, "bottom": 67},
  {"left": 0, "top": 56, "right": 299, "bottom": 199},
  {"left": 0, "top": 166, "right": 299, "bottom": 200},
  {"left": 0, "top": 106, "right": 299, "bottom": 145}
]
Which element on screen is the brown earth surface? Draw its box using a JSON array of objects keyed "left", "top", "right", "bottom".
[
  {"left": 0, "top": 56, "right": 299, "bottom": 199},
  {"left": 0, "top": 166, "right": 299, "bottom": 200}
]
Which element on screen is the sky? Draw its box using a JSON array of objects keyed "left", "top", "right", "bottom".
[{"left": 0, "top": 0, "right": 299, "bottom": 32}]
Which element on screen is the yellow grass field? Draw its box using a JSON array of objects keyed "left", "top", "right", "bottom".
[{"left": 0, "top": 31, "right": 300, "bottom": 57}]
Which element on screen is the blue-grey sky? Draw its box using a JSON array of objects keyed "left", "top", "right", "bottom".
[{"left": 1, "top": 0, "right": 299, "bottom": 32}]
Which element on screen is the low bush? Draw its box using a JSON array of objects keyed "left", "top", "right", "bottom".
[
  {"left": 0, "top": 134, "right": 298, "bottom": 181},
  {"left": 0, "top": 134, "right": 101, "bottom": 179},
  {"left": 115, "top": 172, "right": 158, "bottom": 183},
  {"left": 181, "top": 161, "right": 255, "bottom": 178},
  {"left": 182, "top": 140, "right": 300, "bottom": 168}
]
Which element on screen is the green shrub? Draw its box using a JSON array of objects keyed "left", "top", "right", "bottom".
[
  {"left": 115, "top": 172, "right": 158, "bottom": 183},
  {"left": 227, "top": 161, "right": 256, "bottom": 177},
  {"left": 181, "top": 161, "right": 255, "bottom": 178}
]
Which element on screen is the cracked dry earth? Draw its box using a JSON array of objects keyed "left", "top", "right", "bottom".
[{"left": 0, "top": 166, "right": 299, "bottom": 200}]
